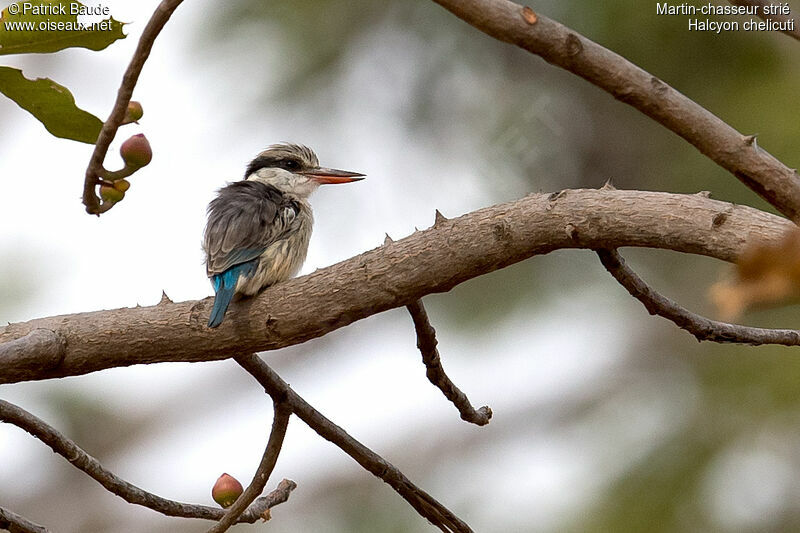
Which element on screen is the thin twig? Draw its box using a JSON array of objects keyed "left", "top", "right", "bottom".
[
  {"left": 246, "top": 478, "right": 297, "bottom": 517},
  {"left": 431, "top": 0, "right": 800, "bottom": 221},
  {"left": 0, "top": 399, "right": 295, "bottom": 523},
  {"left": 207, "top": 403, "right": 292, "bottom": 533},
  {"left": 728, "top": 0, "right": 800, "bottom": 41},
  {"left": 596, "top": 248, "right": 800, "bottom": 345},
  {"left": 406, "top": 300, "right": 492, "bottom": 425},
  {"left": 235, "top": 353, "right": 473, "bottom": 533},
  {"left": 0, "top": 506, "right": 49, "bottom": 533},
  {"left": 82, "top": 0, "right": 184, "bottom": 214}
]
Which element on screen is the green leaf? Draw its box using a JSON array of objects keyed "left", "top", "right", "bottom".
[
  {"left": 0, "top": 66, "right": 101, "bottom": 143},
  {"left": 0, "top": 1, "right": 125, "bottom": 55}
]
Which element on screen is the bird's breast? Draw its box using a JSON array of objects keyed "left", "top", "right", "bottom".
[{"left": 235, "top": 204, "right": 313, "bottom": 295}]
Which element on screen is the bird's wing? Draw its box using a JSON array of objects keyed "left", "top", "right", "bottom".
[{"left": 204, "top": 181, "right": 300, "bottom": 275}]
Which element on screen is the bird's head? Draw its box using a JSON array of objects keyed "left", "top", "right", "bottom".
[{"left": 244, "top": 143, "right": 364, "bottom": 198}]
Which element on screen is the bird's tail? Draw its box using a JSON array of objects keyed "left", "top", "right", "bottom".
[
  {"left": 208, "top": 282, "right": 235, "bottom": 328},
  {"left": 208, "top": 261, "right": 257, "bottom": 328}
]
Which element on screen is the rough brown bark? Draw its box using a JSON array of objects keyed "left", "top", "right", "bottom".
[{"left": 0, "top": 189, "right": 792, "bottom": 384}]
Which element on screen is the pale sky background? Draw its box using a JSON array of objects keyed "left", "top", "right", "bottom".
[{"left": 0, "top": 1, "right": 745, "bottom": 531}]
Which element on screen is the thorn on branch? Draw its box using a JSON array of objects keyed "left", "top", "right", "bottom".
[
  {"left": 596, "top": 248, "right": 800, "bottom": 346},
  {"left": 743, "top": 134, "right": 758, "bottom": 147},
  {"left": 521, "top": 6, "right": 538, "bottom": 24},
  {"left": 159, "top": 290, "right": 173, "bottom": 305},
  {"left": 384, "top": 233, "right": 394, "bottom": 245},
  {"left": 405, "top": 300, "right": 492, "bottom": 426},
  {"left": 434, "top": 209, "right": 449, "bottom": 226},
  {"left": 546, "top": 190, "right": 568, "bottom": 211}
]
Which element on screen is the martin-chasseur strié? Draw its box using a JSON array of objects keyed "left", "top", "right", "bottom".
[{"left": 203, "top": 143, "right": 364, "bottom": 328}]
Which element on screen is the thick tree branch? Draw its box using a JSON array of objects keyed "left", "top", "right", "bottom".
[
  {"left": 0, "top": 507, "right": 49, "bottom": 533},
  {"left": 728, "top": 0, "right": 800, "bottom": 41},
  {"left": 431, "top": 0, "right": 800, "bottom": 221},
  {"left": 0, "top": 400, "right": 294, "bottom": 524},
  {"left": 596, "top": 248, "right": 800, "bottom": 345},
  {"left": 1, "top": 189, "right": 793, "bottom": 384},
  {"left": 235, "top": 353, "right": 472, "bottom": 533},
  {"left": 207, "top": 403, "right": 291, "bottom": 533},
  {"left": 82, "top": 0, "right": 184, "bottom": 214},
  {"left": 406, "top": 300, "right": 492, "bottom": 425}
]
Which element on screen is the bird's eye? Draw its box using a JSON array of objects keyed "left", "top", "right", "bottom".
[{"left": 283, "top": 160, "right": 300, "bottom": 171}]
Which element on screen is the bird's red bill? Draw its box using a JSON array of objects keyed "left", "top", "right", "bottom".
[{"left": 301, "top": 167, "right": 365, "bottom": 184}]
